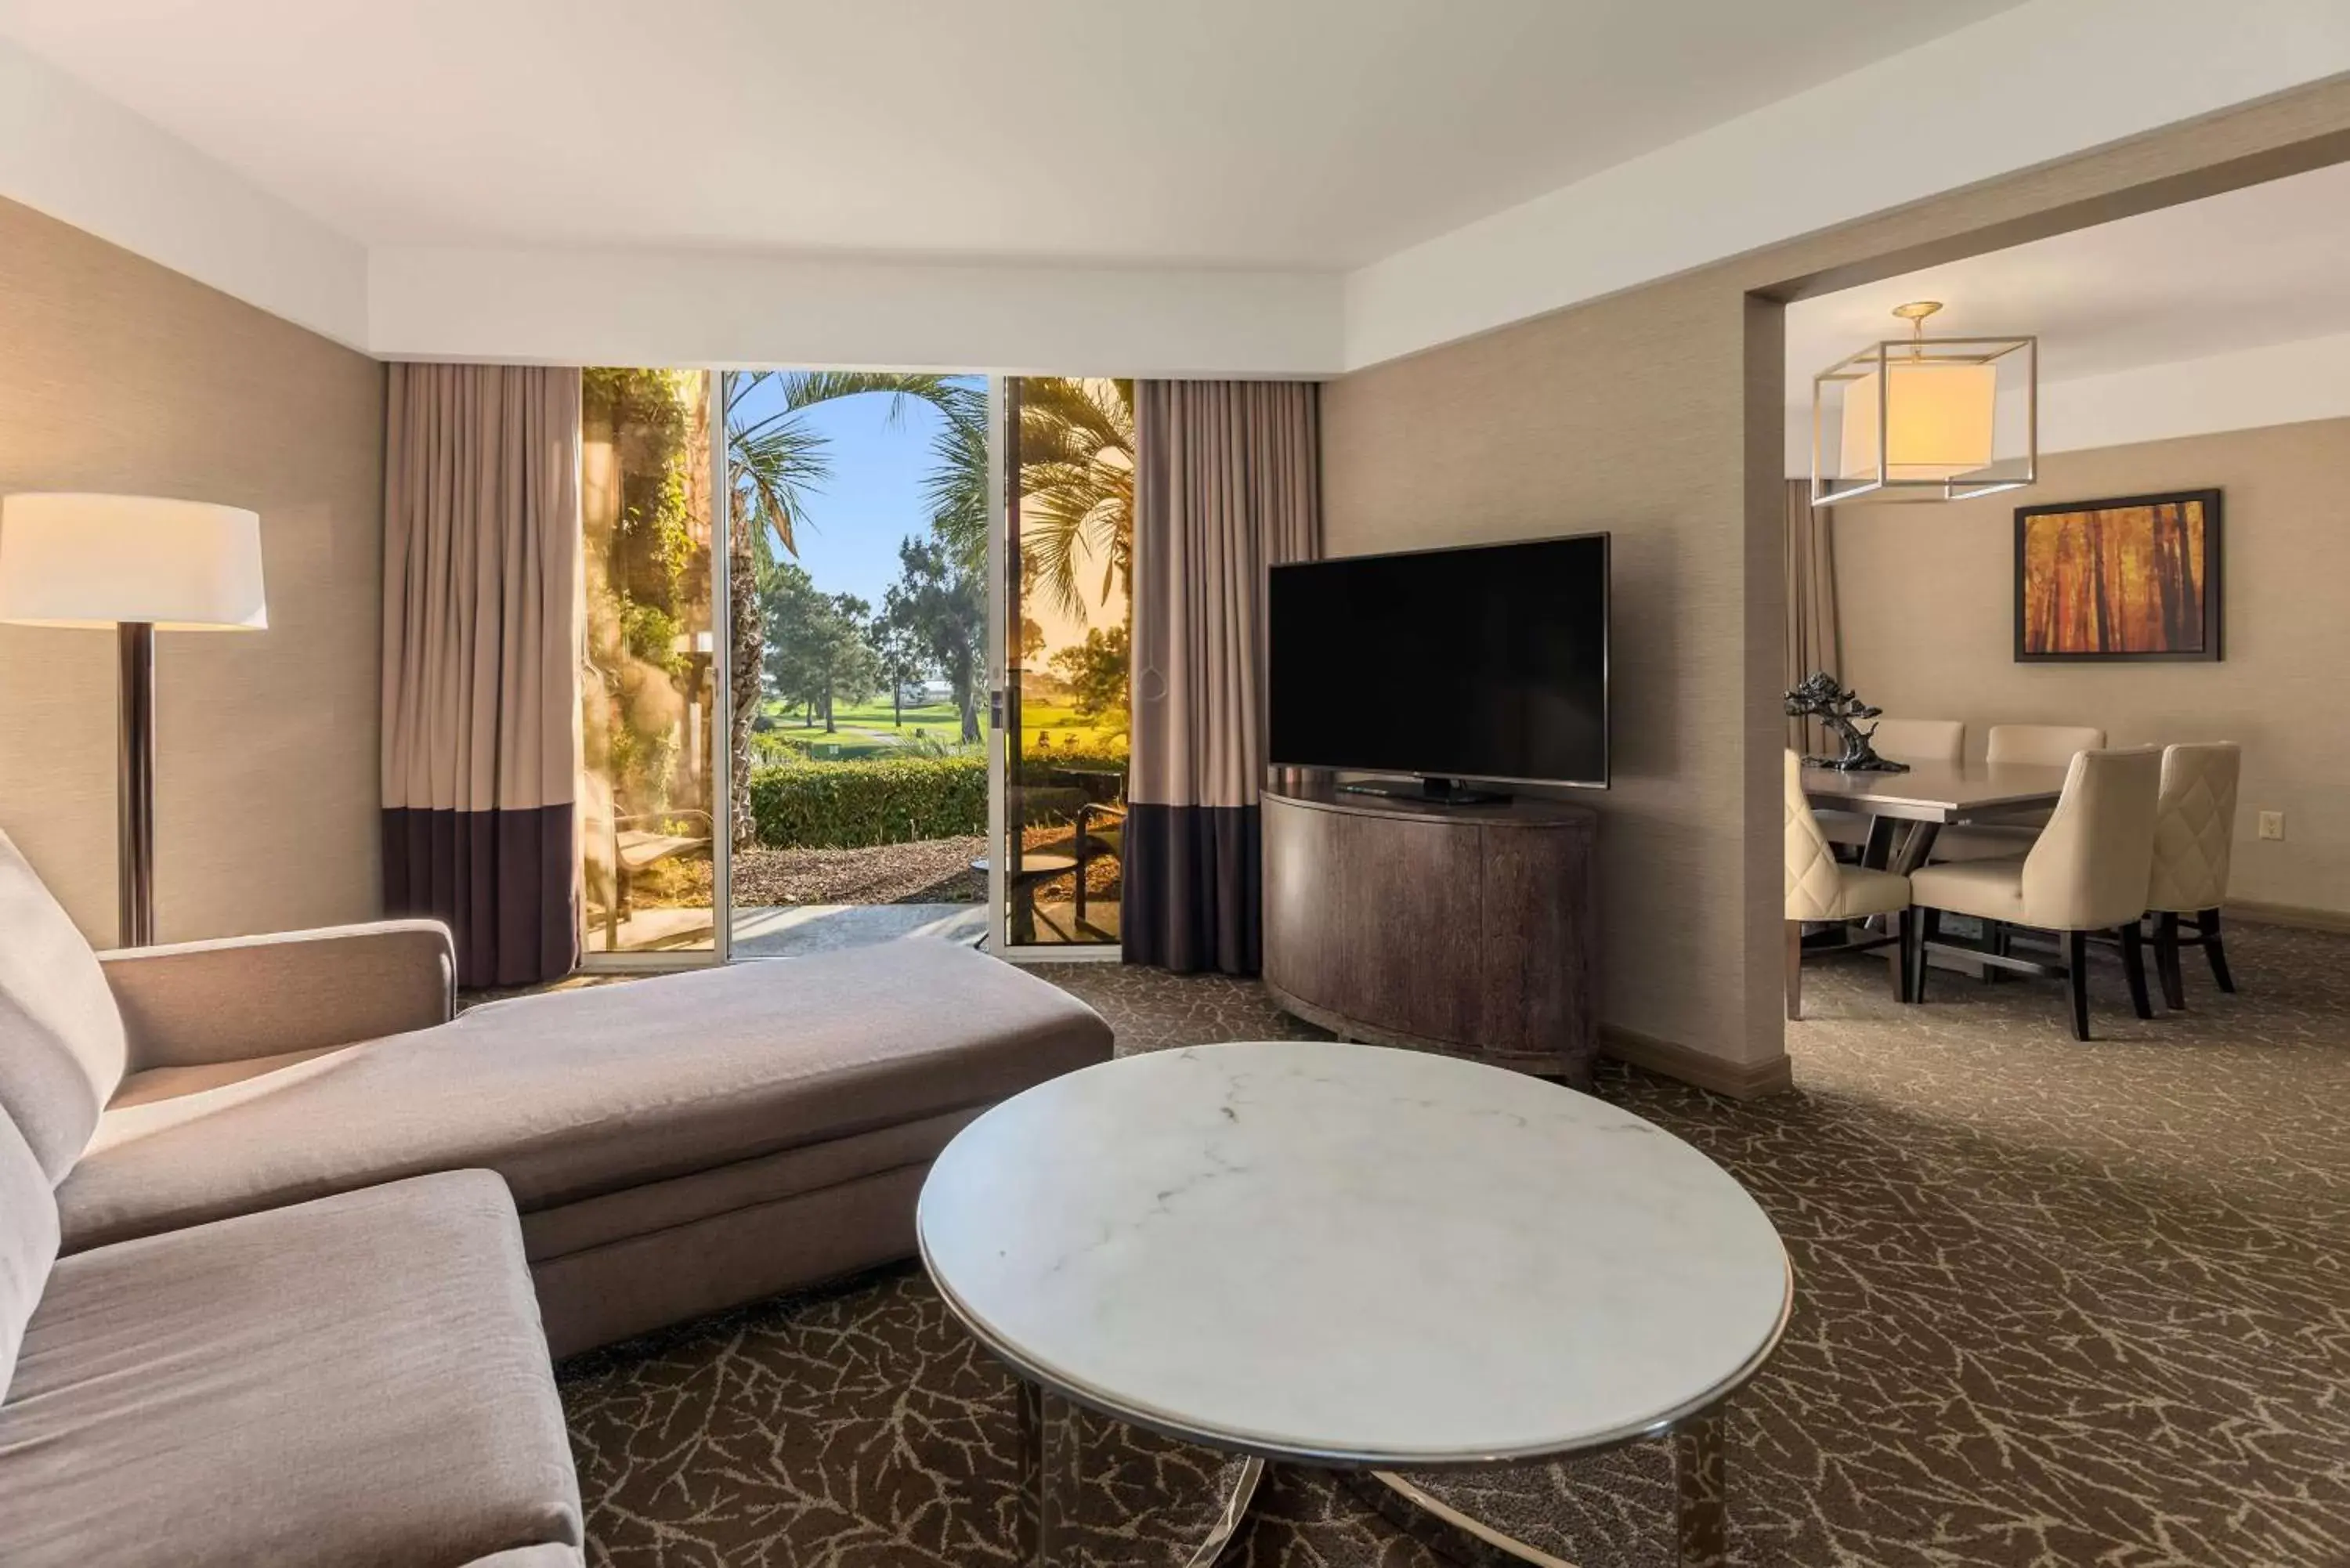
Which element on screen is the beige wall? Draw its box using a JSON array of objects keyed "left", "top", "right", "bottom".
[
  {"left": 1838, "top": 417, "right": 2350, "bottom": 918},
  {"left": 1323, "top": 284, "right": 1785, "bottom": 1090},
  {"left": 0, "top": 195, "right": 385, "bottom": 945},
  {"left": 1322, "top": 81, "right": 2350, "bottom": 1095}
]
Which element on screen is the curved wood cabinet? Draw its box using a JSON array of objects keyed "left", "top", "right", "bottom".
[{"left": 1262, "top": 783, "right": 1598, "bottom": 1086}]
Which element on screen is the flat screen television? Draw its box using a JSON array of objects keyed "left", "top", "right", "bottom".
[{"left": 1267, "top": 533, "right": 1609, "bottom": 791}]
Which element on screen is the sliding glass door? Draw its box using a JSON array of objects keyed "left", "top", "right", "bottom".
[
  {"left": 994, "top": 378, "right": 1132, "bottom": 953},
  {"left": 575, "top": 370, "right": 1131, "bottom": 967},
  {"left": 578, "top": 370, "right": 722, "bottom": 961}
]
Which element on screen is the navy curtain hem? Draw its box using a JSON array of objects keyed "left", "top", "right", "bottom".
[
  {"left": 381, "top": 804, "right": 577, "bottom": 989},
  {"left": 1120, "top": 802, "right": 1261, "bottom": 976}
]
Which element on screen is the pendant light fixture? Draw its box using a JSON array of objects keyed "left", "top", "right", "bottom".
[{"left": 1811, "top": 301, "right": 2035, "bottom": 506}]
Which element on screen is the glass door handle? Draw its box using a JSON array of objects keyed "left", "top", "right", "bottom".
[{"left": 989, "top": 688, "right": 1007, "bottom": 730}]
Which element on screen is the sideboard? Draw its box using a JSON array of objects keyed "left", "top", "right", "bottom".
[{"left": 1262, "top": 781, "right": 1599, "bottom": 1086}]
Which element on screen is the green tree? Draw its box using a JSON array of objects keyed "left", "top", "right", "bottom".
[
  {"left": 888, "top": 534, "right": 986, "bottom": 744},
  {"left": 1048, "top": 623, "right": 1130, "bottom": 723},
  {"left": 1019, "top": 378, "right": 1134, "bottom": 623},
  {"left": 763, "top": 566, "right": 880, "bottom": 734},
  {"left": 870, "top": 593, "right": 934, "bottom": 728}
]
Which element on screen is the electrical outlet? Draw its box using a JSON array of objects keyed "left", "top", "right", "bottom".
[{"left": 2258, "top": 811, "right": 2286, "bottom": 841}]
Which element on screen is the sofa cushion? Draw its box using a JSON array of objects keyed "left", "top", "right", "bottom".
[
  {"left": 0, "top": 1170, "right": 581, "bottom": 1568},
  {"left": 58, "top": 940, "right": 1113, "bottom": 1254},
  {"left": 0, "top": 829, "right": 126, "bottom": 1183},
  {"left": 0, "top": 1108, "right": 60, "bottom": 1402}
]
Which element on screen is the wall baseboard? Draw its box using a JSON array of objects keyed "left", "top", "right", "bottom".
[
  {"left": 1600, "top": 1024, "right": 1795, "bottom": 1100},
  {"left": 2227, "top": 898, "right": 2350, "bottom": 934}
]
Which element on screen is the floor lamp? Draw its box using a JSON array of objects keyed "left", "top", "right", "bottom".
[{"left": 0, "top": 493, "right": 267, "bottom": 947}]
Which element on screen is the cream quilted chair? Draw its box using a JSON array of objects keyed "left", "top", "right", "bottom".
[
  {"left": 1907, "top": 746, "right": 2161, "bottom": 1040},
  {"left": 2146, "top": 742, "right": 2241, "bottom": 1007},
  {"left": 1784, "top": 750, "right": 1912, "bottom": 1019},
  {"left": 1987, "top": 724, "right": 2108, "bottom": 767},
  {"left": 1932, "top": 723, "right": 2109, "bottom": 862}
]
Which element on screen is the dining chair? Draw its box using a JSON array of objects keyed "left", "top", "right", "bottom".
[
  {"left": 1786, "top": 750, "right": 1913, "bottom": 1019},
  {"left": 1872, "top": 718, "right": 1966, "bottom": 764},
  {"left": 1987, "top": 724, "right": 2108, "bottom": 767},
  {"left": 2146, "top": 742, "right": 2241, "bottom": 1007},
  {"left": 1931, "top": 722, "right": 2111, "bottom": 862},
  {"left": 1906, "top": 746, "right": 2162, "bottom": 1041},
  {"left": 1817, "top": 718, "right": 1965, "bottom": 849}
]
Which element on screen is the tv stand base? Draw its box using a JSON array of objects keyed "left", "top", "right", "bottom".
[{"left": 1337, "top": 776, "right": 1512, "bottom": 807}]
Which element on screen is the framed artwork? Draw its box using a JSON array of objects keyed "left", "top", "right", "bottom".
[{"left": 2015, "top": 489, "right": 2222, "bottom": 662}]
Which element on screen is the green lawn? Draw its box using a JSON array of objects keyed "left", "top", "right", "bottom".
[
  {"left": 761, "top": 696, "right": 1125, "bottom": 757},
  {"left": 1011, "top": 699, "right": 1126, "bottom": 756}
]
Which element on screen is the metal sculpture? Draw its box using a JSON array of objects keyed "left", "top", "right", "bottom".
[{"left": 1784, "top": 672, "right": 1909, "bottom": 773}]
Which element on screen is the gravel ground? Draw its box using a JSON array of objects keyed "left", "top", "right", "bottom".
[
  {"left": 639, "top": 828, "right": 1119, "bottom": 909},
  {"left": 732, "top": 837, "right": 984, "bottom": 905}
]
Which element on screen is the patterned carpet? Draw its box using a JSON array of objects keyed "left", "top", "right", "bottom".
[{"left": 558, "top": 921, "right": 2350, "bottom": 1566}]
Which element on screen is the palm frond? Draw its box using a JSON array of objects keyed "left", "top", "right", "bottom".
[{"left": 1014, "top": 378, "right": 1136, "bottom": 623}]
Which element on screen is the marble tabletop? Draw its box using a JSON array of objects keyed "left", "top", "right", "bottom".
[{"left": 916, "top": 1040, "right": 1791, "bottom": 1466}]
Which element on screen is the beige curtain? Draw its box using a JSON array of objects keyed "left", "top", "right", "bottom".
[
  {"left": 1124, "top": 381, "right": 1321, "bottom": 974},
  {"left": 381, "top": 364, "right": 583, "bottom": 987},
  {"left": 1784, "top": 479, "right": 1841, "bottom": 757}
]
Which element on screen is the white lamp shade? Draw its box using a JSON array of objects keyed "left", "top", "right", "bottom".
[
  {"left": 1838, "top": 362, "right": 1998, "bottom": 482},
  {"left": 0, "top": 493, "right": 266, "bottom": 630}
]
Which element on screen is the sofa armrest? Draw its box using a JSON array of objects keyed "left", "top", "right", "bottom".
[{"left": 98, "top": 920, "right": 457, "bottom": 1071}]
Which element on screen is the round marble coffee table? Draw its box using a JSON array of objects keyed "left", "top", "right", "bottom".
[{"left": 916, "top": 1041, "right": 1791, "bottom": 1567}]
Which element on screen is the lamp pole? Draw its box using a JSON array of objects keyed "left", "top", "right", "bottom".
[{"left": 117, "top": 621, "right": 157, "bottom": 947}]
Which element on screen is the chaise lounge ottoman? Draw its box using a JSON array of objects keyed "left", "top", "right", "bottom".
[
  {"left": 62, "top": 934, "right": 1115, "bottom": 1354},
  {"left": 2, "top": 826, "right": 1113, "bottom": 1358}
]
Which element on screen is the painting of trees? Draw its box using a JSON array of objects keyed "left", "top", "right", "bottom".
[{"left": 2017, "top": 492, "right": 2219, "bottom": 660}]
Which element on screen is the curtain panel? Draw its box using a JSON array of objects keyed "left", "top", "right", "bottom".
[
  {"left": 1784, "top": 478, "right": 1841, "bottom": 756},
  {"left": 381, "top": 364, "right": 583, "bottom": 988},
  {"left": 1123, "top": 381, "right": 1321, "bottom": 975}
]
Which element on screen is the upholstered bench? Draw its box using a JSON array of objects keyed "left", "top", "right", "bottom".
[
  {"left": 66, "top": 936, "right": 1112, "bottom": 1354},
  {"left": 4, "top": 828, "right": 1113, "bottom": 1358}
]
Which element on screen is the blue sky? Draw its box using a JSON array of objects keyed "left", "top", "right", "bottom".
[{"left": 730, "top": 374, "right": 982, "bottom": 609}]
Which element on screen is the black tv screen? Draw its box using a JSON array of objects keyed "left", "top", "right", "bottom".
[{"left": 1267, "top": 533, "right": 1610, "bottom": 788}]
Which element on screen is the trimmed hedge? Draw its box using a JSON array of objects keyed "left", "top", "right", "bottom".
[
  {"left": 747, "top": 746, "right": 1133, "bottom": 850},
  {"left": 749, "top": 757, "right": 989, "bottom": 849},
  {"left": 1012, "top": 742, "right": 1127, "bottom": 788}
]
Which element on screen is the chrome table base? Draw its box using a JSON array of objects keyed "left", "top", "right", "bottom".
[
  {"left": 1016, "top": 1382, "right": 1726, "bottom": 1568},
  {"left": 1018, "top": 1383, "right": 1264, "bottom": 1566}
]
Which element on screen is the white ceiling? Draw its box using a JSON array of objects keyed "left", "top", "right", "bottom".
[
  {"left": 0, "top": 0, "right": 2019, "bottom": 269},
  {"left": 1785, "top": 159, "right": 2350, "bottom": 396}
]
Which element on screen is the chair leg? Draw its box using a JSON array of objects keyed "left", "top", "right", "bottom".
[
  {"left": 2064, "top": 930, "right": 2091, "bottom": 1041},
  {"left": 1914, "top": 907, "right": 1940, "bottom": 1003},
  {"left": 2154, "top": 912, "right": 2187, "bottom": 1010},
  {"left": 1979, "top": 920, "right": 2009, "bottom": 985},
  {"left": 2119, "top": 921, "right": 2153, "bottom": 1021},
  {"left": 1784, "top": 920, "right": 1803, "bottom": 1022},
  {"left": 1893, "top": 906, "right": 1916, "bottom": 1004},
  {"left": 2197, "top": 908, "right": 2236, "bottom": 993}
]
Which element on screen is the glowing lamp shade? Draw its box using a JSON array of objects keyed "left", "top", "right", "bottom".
[
  {"left": 0, "top": 493, "right": 266, "bottom": 630},
  {"left": 1838, "top": 363, "right": 1998, "bottom": 482}
]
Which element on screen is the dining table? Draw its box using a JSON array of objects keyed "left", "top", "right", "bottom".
[{"left": 1799, "top": 757, "right": 2074, "bottom": 875}]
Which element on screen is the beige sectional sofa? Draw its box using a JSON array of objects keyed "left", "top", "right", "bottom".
[{"left": 0, "top": 829, "right": 1114, "bottom": 1565}]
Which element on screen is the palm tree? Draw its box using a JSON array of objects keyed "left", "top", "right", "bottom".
[
  {"left": 1018, "top": 378, "right": 1134, "bottom": 623},
  {"left": 721, "top": 371, "right": 983, "bottom": 845}
]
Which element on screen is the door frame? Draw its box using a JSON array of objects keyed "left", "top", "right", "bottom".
[{"left": 989, "top": 374, "right": 1122, "bottom": 965}]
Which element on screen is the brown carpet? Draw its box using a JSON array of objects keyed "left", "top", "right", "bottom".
[{"left": 558, "top": 921, "right": 2350, "bottom": 1566}]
